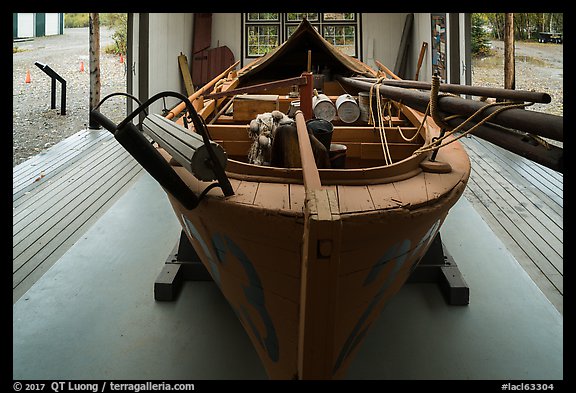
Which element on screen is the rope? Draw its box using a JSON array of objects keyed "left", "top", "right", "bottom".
[
  {"left": 399, "top": 102, "right": 430, "bottom": 143},
  {"left": 429, "top": 74, "right": 451, "bottom": 131},
  {"left": 524, "top": 133, "right": 551, "bottom": 149},
  {"left": 414, "top": 100, "right": 534, "bottom": 155},
  {"left": 369, "top": 77, "right": 393, "bottom": 165},
  {"left": 368, "top": 79, "right": 429, "bottom": 165},
  {"left": 411, "top": 72, "right": 535, "bottom": 155},
  {"left": 367, "top": 75, "right": 534, "bottom": 163}
]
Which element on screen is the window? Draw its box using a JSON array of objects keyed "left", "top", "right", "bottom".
[
  {"left": 244, "top": 13, "right": 360, "bottom": 58},
  {"left": 246, "top": 13, "right": 280, "bottom": 57}
]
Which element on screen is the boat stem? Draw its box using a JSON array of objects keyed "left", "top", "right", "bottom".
[{"left": 294, "top": 111, "right": 322, "bottom": 191}]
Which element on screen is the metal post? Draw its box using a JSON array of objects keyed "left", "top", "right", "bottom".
[
  {"left": 61, "top": 80, "right": 66, "bottom": 115},
  {"left": 50, "top": 78, "right": 56, "bottom": 109}
]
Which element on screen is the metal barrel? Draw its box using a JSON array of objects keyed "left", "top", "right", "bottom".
[
  {"left": 312, "top": 93, "right": 336, "bottom": 122},
  {"left": 335, "top": 94, "right": 360, "bottom": 123},
  {"left": 358, "top": 92, "right": 370, "bottom": 122}
]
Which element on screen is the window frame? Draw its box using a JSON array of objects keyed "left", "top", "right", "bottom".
[{"left": 243, "top": 13, "right": 361, "bottom": 59}]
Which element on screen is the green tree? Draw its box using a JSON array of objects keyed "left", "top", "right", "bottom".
[
  {"left": 471, "top": 13, "right": 492, "bottom": 56},
  {"left": 106, "top": 13, "right": 127, "bottom": 55},
  {"left": 480, "top": 13, "right": 562, "bottom": 41}
]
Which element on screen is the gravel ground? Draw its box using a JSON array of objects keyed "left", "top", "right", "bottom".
[
  {"left": 13, "top": 27, "right": 127, "bottom": 167},
  {"left": 471, "top": 39, "right": 563, "bottom": 148},
  {"left": 13, "top": 33, "right": 563, "bottom": 167},
  {"left": 471, "top": 39, "right": 563, "bottom": 117}
]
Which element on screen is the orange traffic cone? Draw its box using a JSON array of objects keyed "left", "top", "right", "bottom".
[
  {"left": 25, "top": 69, "right": 31, "bottom": 83},
  {"left": 80, "top": 61, "right": 85, "bottom": 72}
]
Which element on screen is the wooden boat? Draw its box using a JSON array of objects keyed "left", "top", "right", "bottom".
[{"left": 92, "top": 19, "right": 470, "bottom": 379}]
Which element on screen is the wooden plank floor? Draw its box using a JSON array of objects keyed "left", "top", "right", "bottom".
[
  {"left": 13, "top": 129, "right": 143, "bottom": 303},
  {"left": 458, "top": 134, "right": 563, "bottom": 314}
]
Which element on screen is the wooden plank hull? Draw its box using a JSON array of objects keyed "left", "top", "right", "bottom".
[{"left": 161, "top": 135, "right": 469, "bottom": 379}]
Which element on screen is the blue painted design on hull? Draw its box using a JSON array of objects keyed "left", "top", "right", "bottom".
[
  {"left": 181, "top": 215, "right": 222, "bottom": 287},
  {"left": 363, "top": 239, "right": 411, "bottom": 286},
  {"left": 212, "top": 233, "right": 280, "bottom": 363},
  {"left": 180, "top": 216, "right": 279, "bottom": 362},
  {"left": 333, "top": 219, "right": 442, "bottom": 374}
]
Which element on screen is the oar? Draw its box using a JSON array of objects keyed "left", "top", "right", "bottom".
[{"left": 166, "top": 60, "right": 240, "bottom": 120}]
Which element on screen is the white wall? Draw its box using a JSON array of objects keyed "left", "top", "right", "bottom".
[
  {"left": 411, "top": 13, "right": 432, "bottom": 82},
  {"left": 146, "top": 13, "right": 194, "bottom": 115},
  {"left": 141, "top": 12, "right": 241, "bottom": 115},
  {"left": 211, "top": 13, "right": 241, "bottom": 63},
  {"left": 15, "top": 13, "right": 62, "bottom": 38},
  {"left": 361, "top": 13, "right": 409, "bottom": 74}
]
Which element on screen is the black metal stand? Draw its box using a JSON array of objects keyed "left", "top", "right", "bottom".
[
  {"left": 406, "top": 232, "right": 470, "bottom": 305},
  {"left": 155, "top": 230, "right": 469, "bottom": 306},
  {"left": 154, "top": 230, "right": 212, "bottom": 301},
  {"left": 34, "top": 61, "right": 66, "bottom": 115}
]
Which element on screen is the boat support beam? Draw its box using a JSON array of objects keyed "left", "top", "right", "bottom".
[
  {"left": 154, "top": 231, "right": 213, "bottom": 301},
  {"left": 407, "top": 232, "right": 470, "bottom": 306}
]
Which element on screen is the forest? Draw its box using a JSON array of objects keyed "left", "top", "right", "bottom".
[
  {"left": 471, "top": 13, "right": 563, "bottom": 56},
  {"left": 476, "top": 13, "right": 563, "bottom": 40}
]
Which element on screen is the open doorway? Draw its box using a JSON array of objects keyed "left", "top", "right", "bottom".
[{"left": 12, "top": 13, "right": 128, "bottom": 167}]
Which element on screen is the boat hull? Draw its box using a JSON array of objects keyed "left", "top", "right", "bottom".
[{"left": 162, "top": 140, "right": 468, "bottom": 378}]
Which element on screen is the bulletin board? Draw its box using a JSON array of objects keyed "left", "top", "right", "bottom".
[{"left": 431, "top": 13, "right": 446, "bottom": 81}]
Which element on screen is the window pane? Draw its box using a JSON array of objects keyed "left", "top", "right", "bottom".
[
  {"left": 245, "top": 13, "right": 358, "bottom": 58},
  {"left": 287, "top": 23, "right": 319, "bottom": 38},
  {"left": 247, "top": 13, "right": 279, "bottom": 21},
  {"left": 287, "top": 25, "right": 298, "bottom": 37},
  {"left": 287, "top": 13, "right": 319, "bottom": 21},
  {"left": 323, "top": 25, "right": 356, "bottom": 56},
  {"left": 323, "top": 13, "right": 355, "bottom": 21},
  {"left": 247, "top": 25, "right": 279, "bottom": 56}
]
